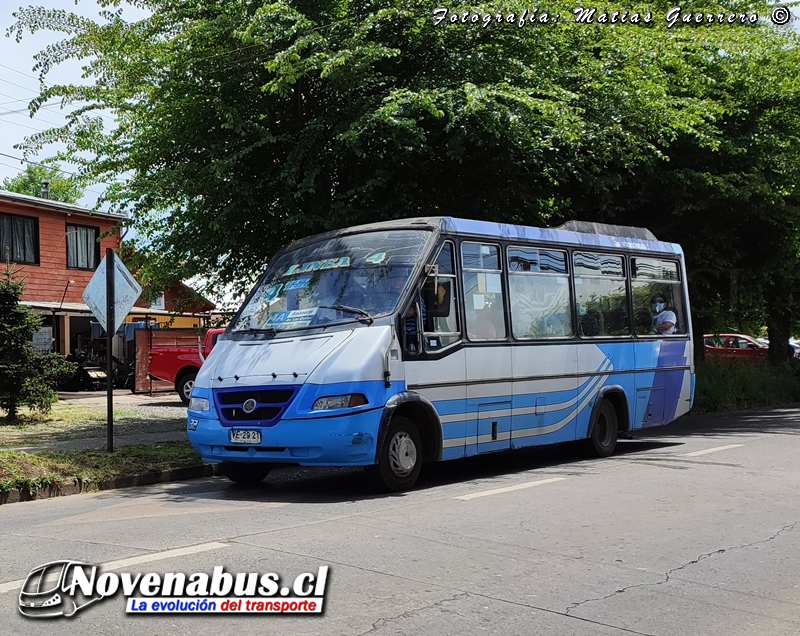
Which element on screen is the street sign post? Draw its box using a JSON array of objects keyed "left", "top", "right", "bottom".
[{"left": 82, "top": 250, "right": 142, "bottom": 451}]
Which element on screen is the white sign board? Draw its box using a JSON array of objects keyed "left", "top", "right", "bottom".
[{"left": 82, "top": 254, "right": 142, "bottom": 335}]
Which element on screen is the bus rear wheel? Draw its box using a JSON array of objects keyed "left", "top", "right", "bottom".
[
  {"left": 367, "top": 416, "right": 422, "bottom": 492},
  {"left": 221, "top": 463, "right": 271, "bottom": 486},
  {"left": 583, "top": 400, "right": 618, "bottom": 457}
]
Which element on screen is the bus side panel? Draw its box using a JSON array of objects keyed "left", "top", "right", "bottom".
[
  {"left": 466, "top": 347, "right": 513, "bottom": 454},
  {"left": 510, "top": 343, "right": 578, "bottom": 448},
  {"left": 633, "top": 339, "right": 692, "bottom": 428},
  {"left": 577, "top": 342, "right": 638, "bottom": 437},
  {"left": 654, "top": 339, "right": 693, "bottom": 423},
  {"left": 405, "top": 351, "right": 468, "bottom": 460}
]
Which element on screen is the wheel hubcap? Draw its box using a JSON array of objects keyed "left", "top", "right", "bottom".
[
  {"left": 388, "top": 432, "right": 417, "bottom": 477},
  {"left": 183, "top": 380, "right": 194, "bottom": 399}
]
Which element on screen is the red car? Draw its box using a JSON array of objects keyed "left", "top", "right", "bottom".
[
  {"left": 703, "top": 334, "right": 768, "bottom": 360},
  {"left": 148, "top": 328, "right": 225, "bottom": 403}
]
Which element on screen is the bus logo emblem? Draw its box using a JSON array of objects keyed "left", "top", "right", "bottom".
[{"left": 242, "top": 399, "right": 257, "bottom": 414}]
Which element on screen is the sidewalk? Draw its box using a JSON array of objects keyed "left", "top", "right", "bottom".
[
  {"left": 10, "top": 430, "right": 188, "bottom": 453},
  {"left": 56, "top": 388, "right": 177, "bottom": 406}
]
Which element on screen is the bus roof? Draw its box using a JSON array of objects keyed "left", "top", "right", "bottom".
[{"left": 311, "top": 216, "right": 682, "bottom": 256}]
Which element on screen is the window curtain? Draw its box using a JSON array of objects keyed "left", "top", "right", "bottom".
[
  {"left": 67, "top": 225, "right": 97, "bottom": 269},
  {"left": 0, "top": 214, "right": 35, "bottom": 264},
  {"left": 0, "top": 215, "right": 10, "bottom": 262}
]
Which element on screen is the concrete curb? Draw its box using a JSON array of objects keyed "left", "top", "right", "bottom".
[{"left": 0, "top": 464, "right": 222, "bottom": 505}]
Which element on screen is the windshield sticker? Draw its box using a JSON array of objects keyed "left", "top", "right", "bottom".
[
  {"left": 284, "top": 277, "right": 311, "bottom": 291},
  {"left": 365, "top": 252, "right": 386, "bottom": 265},
  {"left": 284, "top": 257, "right": 351, "bottom": 276},
  {"left": 264, "top": 311, "right": 289, "bottom": 326},
  {"left": 264, "top": 308, "right": 318, "bottom": 329},
  {"left": 262, "top": 283, "right": 283, "bottom": 302}
]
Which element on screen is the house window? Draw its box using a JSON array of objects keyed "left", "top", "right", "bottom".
[
  {"left": 150, "top": 293, "right": 165, "bottom": 310},
  {"left": 66, "top": 224, "right": 99, "bottom": 269},
  {"left": 0, "top": 213, "right": 38, "bottom": 264}
]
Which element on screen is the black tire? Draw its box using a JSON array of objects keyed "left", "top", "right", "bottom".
[
  {"left": 221, "top": 463, "right": 271, "bottom": 485},
  {"left": 366, "top": 416, "right": 423, "bottom": 492},
  {"left": 582, "top": 400, "right": 618, "bottom": 457},
  {"left": 176, "top": 372, "right": 197, "bottom": 405}
]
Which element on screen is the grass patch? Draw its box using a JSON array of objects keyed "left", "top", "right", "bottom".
[
  {"left": 0, "top": 403, "right": 185, "bottom": 447},
  {"left": 0, "top": 441, "right": 203, "bottom": 494},
  {"left": 693, "top": 358, "right": 800, "bottom": 414}
]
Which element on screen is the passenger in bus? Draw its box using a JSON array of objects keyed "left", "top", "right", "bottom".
[
  {"left": 468, "top": 307, "right": 498, "bottom": 339},
  {"left": 651, "top": 294, "right": 677, "bottom": 335},
  {"left": 403, "top": 301, "right": 426, "bottom": 353}
]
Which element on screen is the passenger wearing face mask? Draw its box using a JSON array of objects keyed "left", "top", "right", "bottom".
[{"left": 651, "top": 294, "right": 676, "bottom": 335}]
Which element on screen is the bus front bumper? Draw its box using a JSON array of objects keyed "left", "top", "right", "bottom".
[{"left": 187, "top": 408, "right": 382, "bottom": 466}]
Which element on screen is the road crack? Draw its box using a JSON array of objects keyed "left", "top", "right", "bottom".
[
  {"left": 354, "top": 592, "right": 469, "bottom": 635},
  {"left": 565, "top": 520, "right": 800, "bottom": 616}
]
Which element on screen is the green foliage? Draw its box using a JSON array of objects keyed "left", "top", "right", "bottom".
[
  {"left": 692, "top": 358, "right": 800, "bottom": 414},
  {"left": 7, "top": 1, "right": 800, "bottom": 350},
  {"left": 1, "top": 163, "right": 83, "bottom": 204},
  {"left": 0, "top": 268, "right": 76, "bottom": 422}
]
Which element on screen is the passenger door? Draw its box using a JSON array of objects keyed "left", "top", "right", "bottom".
[{"left": 461, "top": 241, "right": 513, "bottom": 454}]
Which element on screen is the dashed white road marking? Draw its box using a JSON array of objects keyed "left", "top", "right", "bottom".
[
  {"left": 682, "top": 444, "right": 744, "bottom": 457},
  {"left": 454, "top": 477, "right": 567, "bottom": 501},
  {"left": 0, "top": 541, "right": 230, "bottom": 595}
]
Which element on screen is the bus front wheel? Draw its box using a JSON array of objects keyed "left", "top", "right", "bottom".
[
  {"left": 367, "top": 416, "right": 422, "bottom": 492},
  {"left": 583, "top": 400, "right": 618, "bottom": 457},
  {"left": 221, "top": 463, "right": 271, "bottom": 486}
]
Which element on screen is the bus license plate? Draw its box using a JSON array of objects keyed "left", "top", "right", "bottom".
[{"left": 229, "top": 429, "right": 261, "bottom": 444}]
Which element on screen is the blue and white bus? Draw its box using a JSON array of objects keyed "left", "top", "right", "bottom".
[{"left": 187, "top": 217, "right": 694, "bottom": 491}]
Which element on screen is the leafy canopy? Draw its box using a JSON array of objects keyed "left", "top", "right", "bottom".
[
  {"left": 7, "top": 1, "right": 800, "bottom": 333},
  {"left": 1, "top": 163, "right": 84, "bottom": 204}
]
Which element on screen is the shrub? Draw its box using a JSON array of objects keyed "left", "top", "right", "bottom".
[
  {"left": 692, "top": 357, "right": 800, "bottom": 414},
  {"left": 0, "top": 267, "right": 77, "bottom": 422}
]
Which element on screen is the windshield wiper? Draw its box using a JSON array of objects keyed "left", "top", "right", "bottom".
[{"left": 318, "top": 304, "right": 374, "bottom": 324}]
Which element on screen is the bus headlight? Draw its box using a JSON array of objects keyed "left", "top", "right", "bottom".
[
  {"left": 312, "top": 394, "right": 368, "bottom": 410},
  {"left": 189, "top": 397, "right": 210, "bottom": 412}
]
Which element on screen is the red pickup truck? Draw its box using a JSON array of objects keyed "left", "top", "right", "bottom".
[{"left": 148, "top": 328, "right": 224, "bottom": 404}]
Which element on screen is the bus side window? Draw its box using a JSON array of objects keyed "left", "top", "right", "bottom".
[
  {"left": 631, "top": 258, "right": 685, "bottom": 336},
  {"left": 573, "top": 252, "right": 630, "bottom": 338},
  {"left": 507, "top": 246, "right": 571, "bottom": 339},
  {"left": 462, "top": 242, "right": 506, "bottom": 341}
]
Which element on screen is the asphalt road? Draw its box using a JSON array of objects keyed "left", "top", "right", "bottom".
[{"left": 2, "top": 406, "right": 800, "bottom": 635}]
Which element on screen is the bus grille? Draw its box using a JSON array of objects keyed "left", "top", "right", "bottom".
[{"left": 213, "top": 386, "right": 300, "bottom": 427}]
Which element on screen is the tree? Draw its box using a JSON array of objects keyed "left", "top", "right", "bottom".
[
  {"left": 559, "top": 26, "right": 800, "bottom": 361},
  {"left": 0, "top": 266, "right": 76, "bottom": 422},
  {"left": 8, "top": 1, "right": 800, "bottom": 361},
  {"left": 6, "top": 1, "right": 772, "bottom": 287},
  {"left": 1, "top": 163, "right": 84, "bottom": 204}
]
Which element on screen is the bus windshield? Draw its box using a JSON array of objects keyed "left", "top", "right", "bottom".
[{"left": 231, "top": 229, "right": 432, "bottom": 332}]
